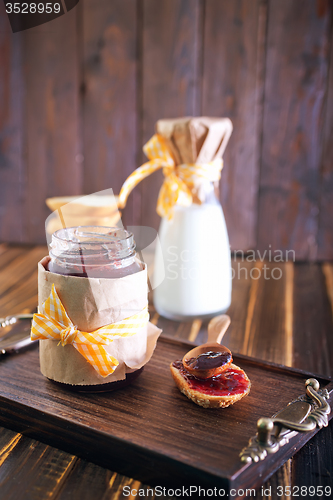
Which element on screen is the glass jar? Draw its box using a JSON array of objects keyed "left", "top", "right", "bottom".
[
  {"left": 153, "top": 181, "right": 232, "bottom": 320},
  {"left": 46, "top": 226, "right": 144, "bottom": 392},
  {"left": 48, "top": 226, "right": 142, "bottom": 278}
]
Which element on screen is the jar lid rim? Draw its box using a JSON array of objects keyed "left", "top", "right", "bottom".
[{"left": 52, "top": 226, "right": 133, "bottom": 245}]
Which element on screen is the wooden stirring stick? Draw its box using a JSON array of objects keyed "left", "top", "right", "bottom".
[{"left": 207, "top": 314, "right": 231, "bottom": 344}]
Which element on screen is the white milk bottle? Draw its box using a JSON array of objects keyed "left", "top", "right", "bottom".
[
  {"left": 118, "top": 116, "right": 233, "bottom": 321},
  {"left": 153, "top": 181, "right": 231, "bottom": 320}
]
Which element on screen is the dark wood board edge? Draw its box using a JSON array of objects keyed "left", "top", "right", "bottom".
[
  {"left": 0, "top": 388, "right": 331, "bottom": 497},
  {"left": 0, "top": 395, "right": 230, "bottom": 492},
  {"left": 0, "top": 336, "right": 332, "bottom": 494}
]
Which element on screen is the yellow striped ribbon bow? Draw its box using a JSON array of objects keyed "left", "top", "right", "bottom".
[
  {"left": 118, "top": 134, "right": 223, "bottom": 219},
  {"left": 31, "top": 284, "right": 149, "bottom": 378}
]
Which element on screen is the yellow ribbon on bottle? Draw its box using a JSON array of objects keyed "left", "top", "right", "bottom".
[
  {"left": 118, "top": 134, "right": 223, "bottom": 219},
  {"left": 31, "top": 284, "right": 149, "bottom": 378}
]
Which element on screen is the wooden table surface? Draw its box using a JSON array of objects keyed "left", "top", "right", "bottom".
[{"left": 0, "top": 244, "right": 332, "bottom": 500}]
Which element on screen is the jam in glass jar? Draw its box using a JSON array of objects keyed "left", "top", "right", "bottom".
[
  {"left": 48, "top": 226, "right": 142, "bottom": 278},
  {"left": 46, "top": 226, "right": 144, "bottom": 392}
]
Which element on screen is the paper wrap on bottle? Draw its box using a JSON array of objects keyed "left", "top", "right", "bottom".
[
  {"left": 38, "top": 257, "right": 161, "bottom": 386},
  {"left": 156, "top": 116, "right": 233, "bottom": 165},
  {"left": 118, "top": 116, "right": 233, "bottom": 217}
]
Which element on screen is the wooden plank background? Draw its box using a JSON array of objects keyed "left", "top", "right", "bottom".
[{"left": 0, "top": 0, "right": 332, "bottom": 259}]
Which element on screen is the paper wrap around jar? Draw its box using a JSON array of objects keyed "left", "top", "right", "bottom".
[{"left": 38, "top": 257, "right": 161, "bottom": 386}]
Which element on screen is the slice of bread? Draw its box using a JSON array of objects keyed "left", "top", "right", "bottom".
[{"left": 170, "top": 361, "right": 251, "bottom": 408}]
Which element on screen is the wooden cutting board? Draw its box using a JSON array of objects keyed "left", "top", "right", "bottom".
[{"left": 0, "top": 337, "right": 331, "bottom": 497}]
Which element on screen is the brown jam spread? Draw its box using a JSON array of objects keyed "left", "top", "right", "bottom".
[{"left": 185, "top": 350, "right": 232, "bottom": 371}]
